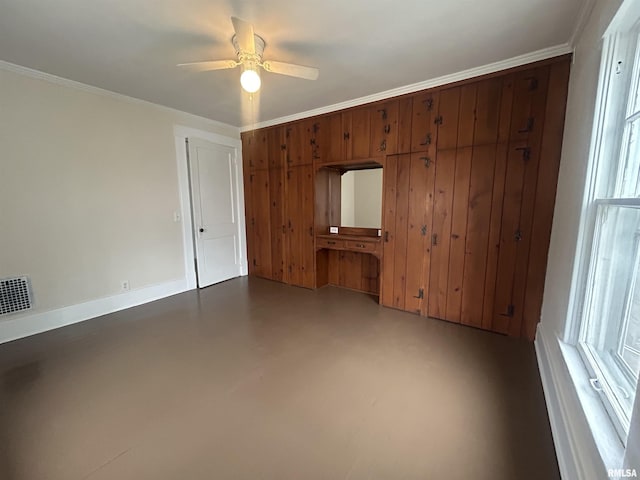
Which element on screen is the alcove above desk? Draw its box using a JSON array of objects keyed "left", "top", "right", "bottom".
[{"left": 314, "top": 161, "right": 383, "bottom": 297}]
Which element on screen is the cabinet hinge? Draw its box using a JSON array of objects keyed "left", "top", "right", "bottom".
[
  {"left": 253, "top": 259, "right": 257, "bottom": 267},
  {"left": 421, "top": 225, "right": 427, "bottom": 236},
  {"left": 378, "top": 108, "right": 388, "bottom": 120},
  {"left": 518, "top": 117, "right": 535, "bottom": 134},
  {"left": 249, "top": 174, "right": 254, "bottom": 182},
  {"left": 251, "top": 217, "right": 255, "bottom": 226},
  {"left": 313, "top": 123, "right": 320, "bottom": 134},
  {"left": 420, "top": 133, "right": 432, "bottom": 146},
  {"left": 515, "top": 146, "right": 531, "bottom": 161},
  {"left": 384, "top": 124, "right": 391, "bottom": 134},
  {"left": 281, "top": 144, "right": 287, "bottom": 151},
  {"left": 286, "top": 128, "right": 292, "bottom": 138},
  {"left": 434, "top": 115, "right": 443, "bottom": 125},
  {"left": 432, "top": 233, "right": 438, "bottom": 246},
  {"left": 344, "top": 132, "right": 350, "bottom": 140},
  {"left": 421, "top": 156, "right": 431, "bottom": 168},
  {"left": 379, "top": 139, "right": 387, "bottom": 152},
  {"left": 525, "top": 76, "right": 539, "bottom": 91},
  {"left": 424, "top": 98, "right": 434, "bottom": 111},
  {"left": 384, "top": 231, "right": 390, "bottom": 242},
  {"left": 507, "top": 304, "right": 515, "bottom": 317},
  {"left": 413, "top": 288, "right": 424, "bottom": 299},
  {"left": 514, "top": 229, "right": 523, "bottom": 242}
]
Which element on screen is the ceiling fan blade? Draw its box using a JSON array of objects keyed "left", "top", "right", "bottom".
[
  {"left": 231, "top": 17, "right": 255, "bottom": 54},
  {"left": 262, "top": 61, "right": 319, "bottom": 80},
  {"left": 177, "top": 60, "right": 238, "bottom": 72}
]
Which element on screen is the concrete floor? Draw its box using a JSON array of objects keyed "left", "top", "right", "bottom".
[{"left": 0, "top": 277, "right": 560, "bottom": 480}]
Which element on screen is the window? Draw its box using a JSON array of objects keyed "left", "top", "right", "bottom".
[{"left": 576, "top": 8, "right": 640, "bottom": 443}]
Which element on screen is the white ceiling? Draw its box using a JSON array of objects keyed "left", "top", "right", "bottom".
[{"left": 0, "top": 0, "right": 583, "bottom": 128}]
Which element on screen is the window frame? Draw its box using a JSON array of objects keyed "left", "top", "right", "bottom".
[{"left": 568, "top": 11, "right": 640, "bottom": 445}]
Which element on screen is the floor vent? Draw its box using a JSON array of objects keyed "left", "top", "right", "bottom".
[{"left": 1, "top": 276, "right": 33, "bottom": 316}]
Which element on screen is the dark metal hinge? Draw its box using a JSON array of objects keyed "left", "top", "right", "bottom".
[
  {"left": 413, "top": 288, "right": 425, "bottom": 299},
  {"left": 384, "top": 231, "right": 390, "bottom": 242},
  {"left": 249, "top": 174, "right": 254, "bottom": 182},
  {"left": 313, "top": 123, "right": 320, "bottom": 134},
  {"left": 380, "top": 139, "right": 387, "bottom": 152},
  {"left": 421, "top": 225, "right": 427, "bottom": 236},
  {"left": 378, "top": 108, "right": 388, "bottom": 120},
  {"left": 344, "top": 132, "right": 350, "bottom": 140},
  {"left": 515, "top": 146, "right": 531, "bottom": 161},
  {"left": 286, "top": 128, "right": 292, "bottom": 138},
  {"left": 251, "top": 217, "right": 255, "bottom": 226},
  {"left": 518, "top": 117, "right": 535, "bottom": 133},
  {"left": 420, "top": 133, "right": 432, "bottom": 146},
  {"left": 281, "top": 144, "right": 286, "bottom": 151},
  {"left": 514, "top": 229, "right": 523, "bottom": 242},
  {"left": 434, "top": 115, "right": 443, "bottom": 125},
  {"left": 421, "top": 156, "right": 431, "bottom": 168},
  {"left": 424, "top": 98, "right": 434, "bottom": 111},
  {"left": 432, "top": 233, "right": 438, "bottom": 246},
  {"left": 526, "top": 77, "right": 539, "bottom": 91},
  {"left": 384, "top": 124, "right": 391, "bottom": 134},
  {"left": 253, "top": 259, "right": 257, "bottom": 266}
]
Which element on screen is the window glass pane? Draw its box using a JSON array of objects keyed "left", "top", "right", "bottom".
[
  {"left": 617, "top": 117, "right": 640, "bottom": 197},
  {"left": 583, "top": 205, "right": 640, "bottom": 427}
]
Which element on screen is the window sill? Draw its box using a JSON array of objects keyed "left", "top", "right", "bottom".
[
  {"left": 535, "top": 323, "right": 625, "bottom": 479},
  {"left": 558, "top": 339, "right": 625, "bottom": 466}
]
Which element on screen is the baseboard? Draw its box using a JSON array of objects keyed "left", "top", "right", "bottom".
[
  {"left": 0, "top": 278, "right": 192, "bottom": 344},
  {"left": 535, "top": 323, "right": 613, "bottom": 480},
  {"left": 536, "top": 324, "right": 582, "bottom": 479}
]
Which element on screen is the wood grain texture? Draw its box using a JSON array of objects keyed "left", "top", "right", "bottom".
[
  {"left": 445, "top": 147, "right": 472, "bottom": 323},
  {"left": 381, "top": 155, "right": 399, "bottom": 307},
  {"left": 392, "top": 154, "right": 411, "bottom": 309},
  {"left": 461, "top": 145, "right": 497, "bottom": 327},
  {"left": 428, "top": 149, "right": 456, "bottom": 320},
  {"left": 522, "top": 60, "right": 571, "bottom": 340}
]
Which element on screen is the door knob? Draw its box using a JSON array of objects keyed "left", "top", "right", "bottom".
[{"left": 199, "top": 228, "right": 205, "bottom": 233}]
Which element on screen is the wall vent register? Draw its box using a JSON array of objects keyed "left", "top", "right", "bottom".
[{"left": 0, "top": 276, "right": 33, "bottom": 316}]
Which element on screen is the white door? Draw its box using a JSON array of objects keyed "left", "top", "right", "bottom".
[{"left": 188, "top": 138, "right": 241, "bottom": 288}]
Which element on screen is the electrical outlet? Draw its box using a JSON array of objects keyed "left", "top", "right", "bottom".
[{"left": 121, "top": 280, "right": 130, "bottom": 291}]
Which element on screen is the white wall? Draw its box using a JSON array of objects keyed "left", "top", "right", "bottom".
[
  {"left": 341, "top": 171, "right": 356, "bottom": 227},
  {"left": 340, "top": 169, "right": 382, "bottom": 228},
  {"left": 354, "top": 169, "right": 383, "bottom": 228},
  {"left": 0, "top": 65, "right": 239, "bottom": 342}
]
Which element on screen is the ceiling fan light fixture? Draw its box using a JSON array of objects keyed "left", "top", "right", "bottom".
[{"left": 240, "top": 64, "right": 261, "bottom": 93}]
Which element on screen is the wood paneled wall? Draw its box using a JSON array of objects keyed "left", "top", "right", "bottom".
[{"left": 241, "top": 54, "right": 571, "bottom": 340}]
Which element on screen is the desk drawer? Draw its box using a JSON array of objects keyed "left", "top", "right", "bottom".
[
  {"left": 317, "top": 237, "right": 344, "bottom": 249},
  {"left": 343, "top": 239, "right": 378, "bottom": 253}
]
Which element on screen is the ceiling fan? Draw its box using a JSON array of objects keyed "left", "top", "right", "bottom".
[{"left": 178, "top": 17, "right": 319, "bottom": 93}]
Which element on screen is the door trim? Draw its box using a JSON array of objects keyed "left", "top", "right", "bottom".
[{"left": 174, "top": 125, "right": 247, "bottom": 290}]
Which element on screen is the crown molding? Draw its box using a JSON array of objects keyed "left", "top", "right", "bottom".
[
  {"left": 240, "top": 43, "right": 573, "bottom": 132},
  {"left": 569, "top": 0, "right": 597, "bottom": 48},
  {"left": 0, "top": 59, "right": 239, "bottom": 135}
]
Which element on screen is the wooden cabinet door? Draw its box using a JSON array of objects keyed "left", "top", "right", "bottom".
[
  {"left": 370, "top": 100, "right": 399, "bottom": 156},
  {"left": 269, "top": 167, "right": 286, "bottom": 283},
  {"left": 345, "top": 107, "right": 371, "bottom": 160},
  {"left": 268, "top": 127, "right": 284, "bottom": 168},
  {"left": 242, "top": 129, "right": 268, "bottom": 170},
  {"left": 381, "top": 152, "right": 434, "bottom": 314},
  {"left": 247, "top": 169, "right": 272, "bottom": 278},
  {"left": 325, "top": 112, "right": 345, "bottom": 163},
  {"left": 285, "top": 165, "right": 315, "bottom": 288},
  {"left": 411, "top": 92, "right": 439, "bottom": 152}
]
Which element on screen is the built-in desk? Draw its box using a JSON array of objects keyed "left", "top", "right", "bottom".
[
  {"left": 316, "top": 234, "right": 382, "bottom": 259},
  {"left": 315, "top": 231, "right": 382, "bottom": 296}
]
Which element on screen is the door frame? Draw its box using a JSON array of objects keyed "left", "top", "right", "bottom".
[{"left": 174, "top": 125, "right": 247, "bottom": 290}]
